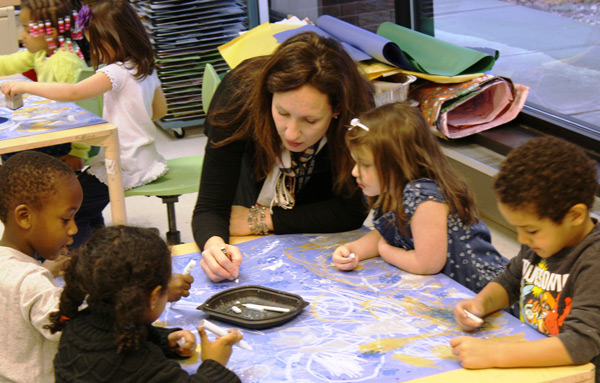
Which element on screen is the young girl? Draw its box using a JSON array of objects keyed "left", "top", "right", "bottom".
[
  {"left": 0, "top": 0, "right": 89, "bottom": 170},
  {"left": 1, "top": 0, "right": 168, "bottom": 247},
  {"left": 332, "top": 102, "right": 508, "bottom": 293},
  {"left": 46, "top": 225, "right": 242, "bottom": 382}
]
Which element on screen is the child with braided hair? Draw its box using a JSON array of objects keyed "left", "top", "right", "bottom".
[
  {"left": 0, "top": 0, "right": 90, "bottom": 170},
  {"left": 47, "top": 225, "right": 242, "bottom": 383}
]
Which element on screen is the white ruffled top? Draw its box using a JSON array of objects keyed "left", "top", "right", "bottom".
[{"left": 89, "top": 62, "right": 167, "bottom": 189}]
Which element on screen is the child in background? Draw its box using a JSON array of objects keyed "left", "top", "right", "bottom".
[
  {"left": 452, "top": 136, "right": 600, "bottom": 377},
  {"left": 1, "top": 0, "right": 169, "bottom": 247},
  {"left": 332, "top": 102, "right": 507, "bottom": 293},
  {"left": 0, "top": 151, "right": 83, "bottom": 383},
  {"left": 0, "top": 0, "right": 89, "bottom": 170},
  {"left": 47, "top": 225, "right": 242, "bottom": 383}
]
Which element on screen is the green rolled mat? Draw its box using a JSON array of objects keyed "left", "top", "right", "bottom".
[{"left": 377, "top": 22, "right": 498, "bottom": 76}]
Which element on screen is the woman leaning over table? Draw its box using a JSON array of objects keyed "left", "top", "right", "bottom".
[{"left": 192, "top": 31, "right": 375, "bottom": 282}]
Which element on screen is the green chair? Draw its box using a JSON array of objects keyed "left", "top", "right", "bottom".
[
  {"left": 74, "top": 66, "right": 103, "bottom": 117},
  {"left": 202, "top": 63, "right": 221, "bottom": 114},
  {"left": 124, "top": 156, "right": 204, "bottom": 245},
  {"left": 75, "top": 66, "right": 103, "bottom": 161}
]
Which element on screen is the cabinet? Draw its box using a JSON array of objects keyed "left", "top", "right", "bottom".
[{"left": 133, "top": 0, "right": 258, "bottom": 137}]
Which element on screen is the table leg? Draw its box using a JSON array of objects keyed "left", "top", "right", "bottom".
[{"left": 102, "top": 131, "right": 127, "bottom": 224}]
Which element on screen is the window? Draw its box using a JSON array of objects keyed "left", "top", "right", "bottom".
[{"left": 267, "top": 0, "right": 600, "bottom": 163}]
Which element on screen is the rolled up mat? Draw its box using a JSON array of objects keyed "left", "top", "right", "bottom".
[
  {"left": 377, "top": 22, "right": 498, "bottom": 76},
  {"left": 315, "top": 15, "right": 413, "bottom": 70}
]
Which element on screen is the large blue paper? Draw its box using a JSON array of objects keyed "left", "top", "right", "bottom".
[
  {"left": 0, "top": 77, "right": 105, "bottom": 141},
  {"left": 162, "top": 231, "right": 546, "bottom": 382}
]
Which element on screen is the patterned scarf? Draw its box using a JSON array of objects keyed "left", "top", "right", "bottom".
[{"left": 257, "top": 138, "right": 326, "bottom": 211}]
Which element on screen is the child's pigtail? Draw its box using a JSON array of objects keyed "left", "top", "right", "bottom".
[
  {"left": 45, "top": 253, "right": 87, "bottom": 333},
  {"left": 113, "top": 285, "right": 148, "bottom": 353}
]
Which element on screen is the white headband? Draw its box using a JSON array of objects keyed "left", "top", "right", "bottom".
[{"left": 349, "top": 118, "right": 369, "bottom": 131}]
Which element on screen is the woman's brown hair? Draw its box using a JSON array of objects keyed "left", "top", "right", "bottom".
[
  {"left": 347, "top": 102, "right": 479, "bottom": 227},
  {"left": 86, "top": 0, "right": 155, "bottom": 79},
  {"left": 209, "top": 31, "right": 375, "bottom": 195}
]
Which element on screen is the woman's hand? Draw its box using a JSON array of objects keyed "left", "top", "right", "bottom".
[
  {"left": 167, "top": 273, "right": 193, "bottom": 302},
  {"left": 454, "top": 299, "right": 485, "bottom": 332},
  {"left": 168, "top": 330, "right": 196, "bottom": 357},
  {"left": 200, "top": 241, "right": 242, "bottom": 282},
  {"left": 198, "top": 326, "right": 243, "bottom": 366},
  {"left": 332, "top": 245, "right": 359, "bottom": 271}
]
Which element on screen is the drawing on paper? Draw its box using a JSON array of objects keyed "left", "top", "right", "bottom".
[
  {"left": 161, "top": 230, "right": 545, "bottom": 383},
  {"left": 0, "top": 77, "right": 104, "bottom": 139}
]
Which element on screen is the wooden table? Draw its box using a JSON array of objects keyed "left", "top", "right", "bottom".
[
  {"left": 0, "top": 84, "right": 126, "bottom": 224},
  {"left": 168, "top": 233, "right": 595, "bottom": 383}
]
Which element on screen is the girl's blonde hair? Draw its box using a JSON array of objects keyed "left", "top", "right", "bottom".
[{"left": 346, "top": 102, "right": 478, "bottom": 228}]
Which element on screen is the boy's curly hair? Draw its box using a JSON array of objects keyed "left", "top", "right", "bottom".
[
  {"left": 46, "top": 225, "right": 172, "bottom": 353},
  {"left": 0, "top": 151, "right": 75, "bottom": 223},
  {"left": 493, "top": 136, "right": 598, "bottom": 223}
]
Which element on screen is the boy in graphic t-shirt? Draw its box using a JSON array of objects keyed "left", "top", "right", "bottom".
[{"left": 450, "top": 136, "right": 600, "bottom": 379}]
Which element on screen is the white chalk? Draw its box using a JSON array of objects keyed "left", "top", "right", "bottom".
[
  {"left": 343, "top": 253, "right": 356, "bottom": 259},
  {"left": 182, "top": 259, "right": 196, "bottom": 275},
  {"left": 220, "top": 246, "right": 239, "bottom": 283},
  {"left": 169, "top": 259, "right": 196, "bottom": 309},
  {"left": 231, "top": 305, "right": 242, "bottom": 314},
  {"left": 176, "top": 337, "right": 186, "bottom": 348},
  {"left": 199, "top": 319, "right": 253, "bottom": 351},
  {"left": 241, "top": 303, "right": 290, "bottom": 313},
  {"left": 463, "top": 309, "right": 484, "bottom": 324}
]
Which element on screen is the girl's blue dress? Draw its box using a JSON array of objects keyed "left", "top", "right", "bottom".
[{"left": 373, "top": 178, "right": 508, "bottom": 293}]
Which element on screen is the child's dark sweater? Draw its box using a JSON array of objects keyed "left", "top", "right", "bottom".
[
  {"left": 54, "top": 305, "right": 240, "bottom": 383},
  {"left": 494, "top": 221, "right": 600, "bottom": 379}
]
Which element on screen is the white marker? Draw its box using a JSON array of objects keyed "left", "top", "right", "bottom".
[
  {"left": 241, "top": 303, "right": 290, "bottom": 313},
  {"left": 343, "top": 253, "right": 356, "bottom": 259},
  {"left": 169, "top": 259, "right": 196, "bottom": 312},
  {"left": 199, "top": 319, "right": 253, "bottom": 351},
  {"left": 463, "top": 309, "right": 484, "bottom": 324},
  {"left": 170, "top": 259, "right": 196, "bottom": 309},
  {"left": 220, "top": 246, "right": 239, "bottom": 283},
  {"left": 182, "top": 259, "right": 196, "bottom": 275}
]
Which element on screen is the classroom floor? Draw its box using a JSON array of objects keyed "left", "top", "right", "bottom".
[{"left": 0, "top": 124, "right": 521, "bottom": 259}]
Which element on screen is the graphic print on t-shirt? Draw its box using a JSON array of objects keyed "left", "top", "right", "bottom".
[{"left": 519, "top": 258, "right": 572, "bottom": 335}]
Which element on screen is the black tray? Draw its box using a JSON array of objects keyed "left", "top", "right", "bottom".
[{"left": 197, "top": 285, "right": 309, "bottom": 329}]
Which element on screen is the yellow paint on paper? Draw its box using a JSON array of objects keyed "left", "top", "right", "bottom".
[
  {"left": 393, "top": 354, "right": 441, "bottom": 369},
  {"left": 431, "top": 344, "right": 454, "bottom": 360}
]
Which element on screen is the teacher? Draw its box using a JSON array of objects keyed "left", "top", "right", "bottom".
[{"left": 192, "top": 32, "right": 375, "bottom": 282}]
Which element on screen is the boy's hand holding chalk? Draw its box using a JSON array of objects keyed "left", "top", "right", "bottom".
[{"left": 463, "top": 309, "right": 484, "bottom": 325}]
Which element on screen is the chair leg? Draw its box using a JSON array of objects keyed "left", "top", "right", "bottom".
[{"left": 160, "top": 195, "right": 181, "bottom": 245}]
